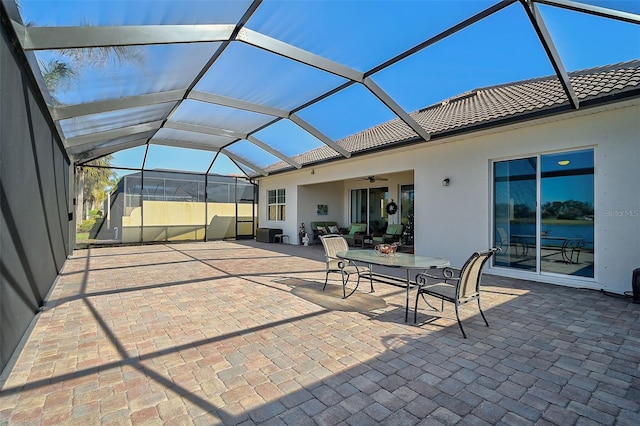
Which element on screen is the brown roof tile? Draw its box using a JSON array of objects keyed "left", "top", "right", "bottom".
[{"left": 265, "top": 60, "right": 640, "bottom": 174}]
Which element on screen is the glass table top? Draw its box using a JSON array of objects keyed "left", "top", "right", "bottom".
[{"left": 337, "top": 250, "right": 449, "bottom": 270}]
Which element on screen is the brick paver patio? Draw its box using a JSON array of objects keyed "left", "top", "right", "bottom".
[{"left": 1, "top": 241, "right": 638, "bottom": 425}]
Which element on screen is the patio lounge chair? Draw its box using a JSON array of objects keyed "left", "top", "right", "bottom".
[
  {"left": 343, "top": 223, "right": 368, "bottom": 246},
  {"left": 413, "top": 248, "right": 499, "bottom": 338},
  {"left": 372, "top": 223, "right": 404, "bottom": 245},
  {"left": 320, "top": 234, "right": 373, "bottom": 298}
]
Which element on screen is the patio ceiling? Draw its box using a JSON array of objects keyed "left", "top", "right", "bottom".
[{"left": 2, "top": 0, "right": 639, "bottom": 178}]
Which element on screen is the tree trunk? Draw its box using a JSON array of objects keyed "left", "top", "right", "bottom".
[{"left": 75, "top": 168, "right": 85, "bottom": 224}]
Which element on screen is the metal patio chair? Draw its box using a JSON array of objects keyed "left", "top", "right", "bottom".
[
  {"left": 414, "top": 248, "right": 499, "bottom": 338},
  {"left": 320, "top": 234, "right": 373, "bottom": 298}
]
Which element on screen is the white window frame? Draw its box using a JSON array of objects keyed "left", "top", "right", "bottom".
[{"left": 267, "top": 189, "right": 286, "bottom": 221}]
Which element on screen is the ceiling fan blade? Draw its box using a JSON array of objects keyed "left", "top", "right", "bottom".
[{"left": 356, "top": 175, "right": 388, "bottom": 182}]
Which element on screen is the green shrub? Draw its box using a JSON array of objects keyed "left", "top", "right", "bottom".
[{"left": 77, "top": 219, "right": 96, "bottom": 233}]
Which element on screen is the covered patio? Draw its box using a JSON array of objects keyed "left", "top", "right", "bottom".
[{"left": 1, "top": 242, "right": 638, "bottom": 424}]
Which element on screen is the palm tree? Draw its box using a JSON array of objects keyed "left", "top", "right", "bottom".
[
  {"left": 19, "top": 0, "right": 144, "bottom": 98},
  {"left": 18, "top": 8, "right": 143, "bottom": 227},
  {"left": 40, "top": 44, "right": 143, "bottom": 101},
  {"left": 33, "top": 36, "right": 142, "bottom": 225},
  {"left": 76, "top": 156, "right": 115, "bottom": 223},
  {"left": 39, "top": 59, "right": 76, "bottom": 93},
  {"left": 59, "top": 44, "right": 142, "bottom": 71}
]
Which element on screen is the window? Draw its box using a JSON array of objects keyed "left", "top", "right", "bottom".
[
  {"left": 493, "top": 149, "right": 594, "bottom": 278},
  {"left": 267, "top": 189, "right": 286, "bottom": 221}
]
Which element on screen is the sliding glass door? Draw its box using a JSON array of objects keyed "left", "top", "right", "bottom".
[
  {"left": 494, "top": 158, "right": 537, "bottom": 271},
  {"left": 540, "top": 150, "right": 594, "bottom": 276},
  {"left": 494, "top": 149, "right": 594, "bottom": 278},
  {"left": 350, "top": 186, "right": 389, "bottom": 234},
  {"left": 400, "top": 185, "right": 414, "bottom": 245}
]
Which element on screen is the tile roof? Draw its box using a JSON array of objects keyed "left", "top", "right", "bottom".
[{"left": 265, "top": 60, "right": 640, "bottom": 174}]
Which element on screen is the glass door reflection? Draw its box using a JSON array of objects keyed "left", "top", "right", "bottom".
[
  {"left": 494, "top": 157, "right": 537, "bottom": 271},
  {"left": 540, "top": 150, "right": 594, "bottom": 277},
  {"left": 493, "top": 149, "right": 594, "bottom": 277}
]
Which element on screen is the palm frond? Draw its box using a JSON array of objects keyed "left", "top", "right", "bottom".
[{"left": 39, "top": 59, "right": 77, "bottom": 92}]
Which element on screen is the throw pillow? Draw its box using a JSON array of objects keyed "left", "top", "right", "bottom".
[
  {"left": 317, "top": 226, "right": 327, "bottom": 234},
  {"left": 328, "top": 225, "right": 339, "bottom": 233}
]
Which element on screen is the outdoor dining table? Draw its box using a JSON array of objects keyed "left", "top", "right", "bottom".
[{"left": 336, "top": 250, "right": 450, "bottom": 322}]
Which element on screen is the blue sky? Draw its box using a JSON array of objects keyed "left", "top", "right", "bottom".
[{"left": 18, "top": 0, "right": 640, "bottom": 177}]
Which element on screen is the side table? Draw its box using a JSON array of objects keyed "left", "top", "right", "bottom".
[
  {"left": 353, "top": 234, "right": 372, "bottom": 248},
  {"left": 274, "top": 234, "right": 290, "bottom": 244}
]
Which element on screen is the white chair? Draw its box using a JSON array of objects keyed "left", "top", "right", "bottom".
[{"left": 320, "top": 234, "right": 373, "bottom": 298}]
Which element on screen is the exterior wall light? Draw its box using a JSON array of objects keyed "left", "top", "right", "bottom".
[{"left": 442, "top": 178, "right": 450, "bottom": 186}]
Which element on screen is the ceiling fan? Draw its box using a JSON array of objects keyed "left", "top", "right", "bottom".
[{"left": 357, "top": 175, "right": 389, "bottom": 183}]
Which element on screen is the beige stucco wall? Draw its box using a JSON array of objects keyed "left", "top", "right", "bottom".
[
  {"left": 122, "top": 201, "right": 256, "bottom": 243},
  {"left": 262, "top": 169, "right": 414, "bottom": 243},
  {"left": 257, "top": 101, "right": 640, "bottom": 294}
]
